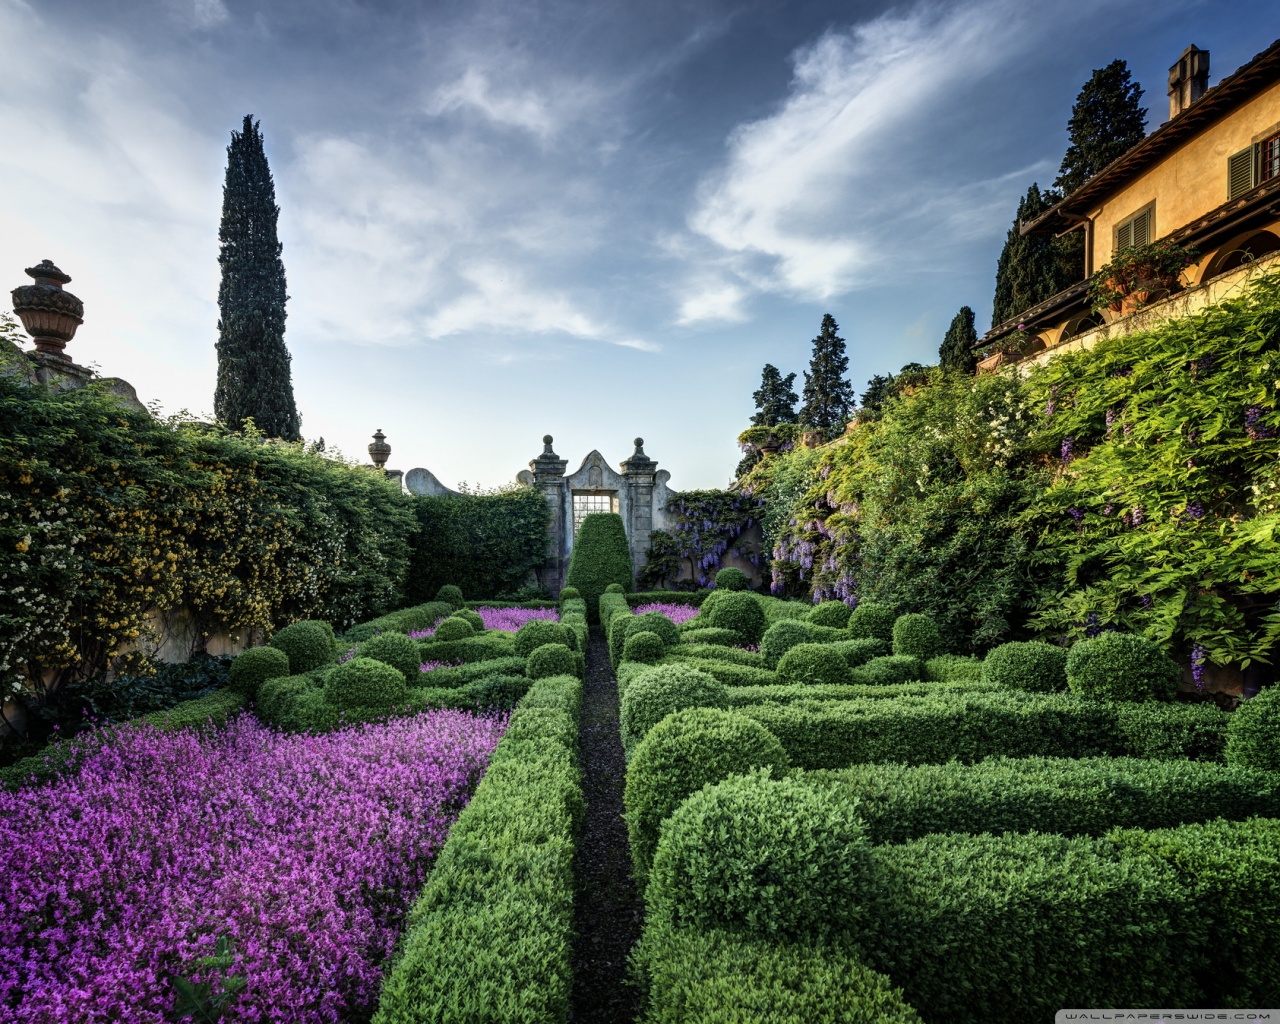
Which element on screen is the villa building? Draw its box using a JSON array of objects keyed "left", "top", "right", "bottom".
[{"left": 979, "top": 39, "right": 1280, "bottom": 369}]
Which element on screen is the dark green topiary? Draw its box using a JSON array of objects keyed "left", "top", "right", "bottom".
[
  {"left": 269, "top": 620, "right": 338, "bottom": 674},
  {"left": 620, "top": 664, "right": 729, "bottom": 752},
  {"left": 435, "top": 584, "right": 464, "bottom": 608},
  {"left": 357, "top": 631, "right": 422, "bottom": 683},
  {"left": 714, "top": 567, "right": 750, "bottom": 591},
  {"left": 229, "top": 645, "right": 290, "bottom": 698},
  {"left": 1225, "top": 686, "right": 1280, "bottom": 770},
  {"left": 433, "top": 617, "right": 475, "bottom": 642},
  {"left": 892, "top": 613, "right": 943, "bottom": 661},
  {"left": 630, "top": 611, "right": 679, "bottom": 649},
  {"left": 565, "top": 514, "right": 634, "bottom": 621},
  {"left": 808, "top": 601, "right": 852, "bottom": 629},
  {"left": 832, "top": 637, "right": 891, "bottom": 668},
  {"left": 1067, "top": 632, "right": 1180, "bottom": 702},
  {"left": 623, "top": 631, "right": 665, "bottom": 665},
  {"left": 759, "top": 620, "right": 813, "bottom": 669},
  {"left": 449, "top": 608, "right": 485, "bottom": 632},
  {"left": 324, "top": 656, "right": 409, "bottom": 710},
  {"left": 854, "top": 655, "right": 925, "bottom": 686},
  {"left": 679, "top": 627, "right": 743, "bottom": 648},
  {"left": 704, "top": 592, "right": 767, "bottom": 647},
  {"left": 776, "top": 643, "right": 849, "bottom": 687},
  {"left": 846, "top": 602, "right": 896, "bottom": 643},
  {"left": 528, "top": 642, "right": 577, "bottom": 680},
  {"left": 625, "top": 708, "right": 790, "bottom": 888},
  {"left": 515, "top": 619, "right": 576, "bottom": 657},
  {"left": 559, "top": 586, "right": 581, "bottom": 600},
  {"left": 983, "top": 641, "right": 1068, "bottom": 693}
]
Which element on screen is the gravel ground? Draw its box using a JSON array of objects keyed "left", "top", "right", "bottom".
[{"left": 569, "top": 626, "right": 643, "bottom": 1023}]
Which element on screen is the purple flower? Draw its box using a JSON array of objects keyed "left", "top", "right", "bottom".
[
  {"left": 632, "top": 601, "right": 699, "bottom": 626},
  {"left": 1068, "top": 506, "right": 1084, "bottom": 525},
  {"left": 1061, "top": 436, "right": 1075, "bottom": 465},
  {"left": 1132, "top": 504, "right": 1145, "bottom": 527},
  {"left": 1183, "top": 501, "right": 1204, "bottom": 520},
  {"left": 1191, "top": 643, "right": 1207, "bottom": 692},
  {"left": 1105, "top": 408, "right": 1117, "bottom": 434},
  {"left": 1085, "top": 613, "right": 1102, "bottom": 638},
  {"left": 1245, "top": 405, "right": 1277, "bottom": 440}
]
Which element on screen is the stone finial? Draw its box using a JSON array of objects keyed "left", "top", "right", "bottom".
[
  {"left": 368, "top": 428, "right": 391, "bottom": 469},
  {"left": 542, "top": 434, "right": 556, "bottom": 455},
  {"left": 621, "top": 435, "right": 657, "bottom": 475},
  {"left": 530, "top": 433, "right": 568, "bottom": 478},
  {"left": 11, "top": 259, "right": 84, "bottom": 360}
]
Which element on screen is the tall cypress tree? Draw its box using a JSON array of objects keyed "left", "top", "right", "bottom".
[
  {"left": 939, "top": 306, "right": 978, "bottom": 374},
  {"left": 799, "top": 313, "right": 856, "bottom": 436},
  {"left": 1054, "top": 60, "right": 1147, "bottom": 195},
  {"left": 751, "top": 363, "right": 799, "bottom": 426},
  {"left": 991, "top": 183, "right": 1076, "bottom": 327},
  {"left": 215, "top": 115, "right": 300, "bottom": 441}
]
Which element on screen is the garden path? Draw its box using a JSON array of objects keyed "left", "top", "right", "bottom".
[{"left": 570, "top": 626, "right": 642, "bottom": 1022}]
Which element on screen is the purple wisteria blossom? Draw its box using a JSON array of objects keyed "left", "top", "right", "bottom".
[
  {"left": 1061, "top": 436, "right": 1075, "bottom": 465},
  {"left": 632, "top": 602, "right": 699, "bottom": 626},
  {"left": 1191, "top": 643, "right": 1208, "bottom": 692},
  {"left": 0, "top": 712, "right": 504, "bottom": 1022}
]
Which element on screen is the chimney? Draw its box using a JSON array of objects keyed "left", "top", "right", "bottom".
[{"left": 1168, "top": 45, "right": 1210, "bottom": 119}]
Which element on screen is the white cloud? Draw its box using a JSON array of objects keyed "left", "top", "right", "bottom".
[
  {"left": 429, "top": 68, "right": 560, "bottom": 138},
  {"left": 676, "top": 280, "right": 749, "bottom": 325}
]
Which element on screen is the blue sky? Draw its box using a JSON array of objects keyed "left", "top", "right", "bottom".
[{"left": 0, "top": 0, "right": 1273, "bottom": 488}]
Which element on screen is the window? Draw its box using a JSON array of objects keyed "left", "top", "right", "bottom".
[
  {"left": 1115, "top": 205, "right": 1153, "bottom": 251},
  {"left": 572, "top": 492, "right": 617, "bottom": 535},
  {"left": 1228, "top": 147, "right": 1257, "bottom": 199},
  {"left": 1261, "top": 133, "right": 1280, "bottom": 184}
]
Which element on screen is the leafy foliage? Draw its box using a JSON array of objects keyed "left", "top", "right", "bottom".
[
  {"left": 642, "top": 491, "right": 762, "bottom": 590},
  {"left": 1224, "top": 686, "right": 1280, "bottom": 770},
  {"left": 776, "top": 643, "right": 849, "bottom": 687},
  {"left": 750, "top": 364, "right": 799, "bottom": 426},
  {"left": 1066, "top": 632, "right": 1180, "bottom": 702},
  {"left": 229, "top": 647, "right": 290, "bottom": 698},
  {"left": 981, "top": 641, "right": 1067, "bottom": 692},
  {"left": 619, "top": 663, "right": 728, "bottom": 753},
  {"left": 1054, "top": 59, "right": 1147, "bottom": 195},
  {"left": 565, "top": 513, "right": 632, "bottom": 620}
]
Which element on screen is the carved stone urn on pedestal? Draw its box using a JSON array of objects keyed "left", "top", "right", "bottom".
[
  {"left": 368, "top": 429, "right": 391, "bottom": 470},
  {"left": 10, "top": 260, "right": 83, "bottom": 361}
]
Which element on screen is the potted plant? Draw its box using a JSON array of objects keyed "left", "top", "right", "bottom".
[{"left": 1089, "top": 240, "right": 1199, "bottom": 316}]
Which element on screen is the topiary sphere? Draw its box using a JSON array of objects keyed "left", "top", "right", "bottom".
[
  {"left": 776, "top": 643, "right": 849, "bottom": 687},
  {"left": 1225, "top": 686, "right": 1280, "bottom": 770},
  {"left": 432, "top": 617, "right": 476, "bottom": 642},
  {"left": 229, "top": 645, "right": 291, "bottom": 698},
  {"left": 528, "top": 642, "right": 578, "bottom": 680},
  {"left": 450, "top": 608, "right": 485, "bottom": 632},
  {"left": 648, "top": 770, "right": 873, "bottom": 939},
  {"left": 269, "top": 620, "right": 338, "bottom": 674},
  {"left": 630, "top": 611, "right": 680, "bottom": 649},
  {"left": 833, "top": 637, "right": 890, "bottom": 668},
  {"left": 605, "top": 583, "right": 626, "bottom": 595},
  {"left": 357, "top": 631, "right": 421, "bottom": 682},
  {"left": 846, "top": 603, "right": 897, "bottom": 643},
  {"left": 982, "top": 641, "right": 1068, "bottom": 693},
  {"left": 324, "top": 656, "right": 409, "bottom": 710},
  {"left": 808, "top": 600, "right": 852, "bottom": 629},
  {"left": 515, "top": 619, "right": 575, "bottom": 658},
  {"left": 704, "top": 592, "right": 767, "bottom": 647},
  {"left": 1066, "top": 632, "right": 1181, "bottom": 702},
  {"left": 623, "top": 630, "right": 665, "bottom": 665},
  {"left": 854, "top": 654, "right": 925, "bottom": 686},
  {"left": 435, "top": 584, "right": 465, "bottom": 608},
  {"left": 559, "top": 586, "right": 582, "bottom": 600},
  {"left": 620, "top": 664, "right": 729, "bottom": 752},
  {"left": 892, "top": 613, "right": 943, "bottom": 661},
  {"left": 714, "top": 567, "right": 750, "bottom": 591},
  {"left": 625, "top": 707, "right": 790, "bottom": 888},
  {"left": 759, "top": 620, "right": 813, "bottom": 669}
]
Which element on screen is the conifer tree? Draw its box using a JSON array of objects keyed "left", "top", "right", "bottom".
[
  {"left": 859, "top": 374, "right": 895, "bottom": 417},
  {"left": 1055, "top": 60, "right": 1147, "bottom": 195},
  {"left": 750, "top": 363, "right": 799, "bottom": 426},
  {"left": 799, "top": 314, "right": 855, "bottom": 436},
  {"left": 991, "top": 183, "right": 1076, "bottom": 327},
  {"left": 214, "top": 115, "right": 300, "bottom": 441},
  {"left": 939, "top": 306, "right": 978, "bottom": 374}
]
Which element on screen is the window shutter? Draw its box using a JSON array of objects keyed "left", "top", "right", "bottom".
[
  {"left": 1132, "top": 208, "right": 1151, "bottom": 246},
  {"left": 1228, "top": 147, "right": 1256, "bottom": 198},
  {"left": 1116, "top": 219, "right": 1133, "bottom": 251}
]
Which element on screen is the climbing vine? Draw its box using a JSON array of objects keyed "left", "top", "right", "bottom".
[{"left": 640, "top": 490, "right": 762, "bottom": 589}]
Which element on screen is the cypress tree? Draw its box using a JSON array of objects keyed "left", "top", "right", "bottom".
[
  {"left": 799, "top": 314, "right": 855, "bottom": 436},
  {"left": 1054, "top": 60, "right": 1147, "bottom": 195},
  {"left": 214, "top": 115, "right": 300, "bottom": 441},
  {"left": 750, "top": 363, "right": 799, "bottom": 426},
  {"left": 859, "top": 374, "right": 895, "bottom": 417},
  {"left": 991, "top": 183, "right": 1076, "bottom": 327},
  {"left": 939, "top": 306, "right": 978, "bottom": 374}
]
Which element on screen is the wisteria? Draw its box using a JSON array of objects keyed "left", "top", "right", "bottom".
[
  {"left": 631, "top": 601, "right": 699, "bottom": 626},
  {"left": 0, "top": 711, "right": 505, "bottom": 1023},
  {"left": 1191, "top": 643, "right": 1208, "bottom": 691}
]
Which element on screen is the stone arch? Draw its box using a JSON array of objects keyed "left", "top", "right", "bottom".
[
  {"left": 1060, "top": 312, "right": 1104, "bottom": 342},
  {"left": 1199, "top": 229, "right": 1280, "bottom": 283}
]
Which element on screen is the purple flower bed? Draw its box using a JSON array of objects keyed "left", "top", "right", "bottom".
[
  {"left": 0, "top": 711, "right": 505, "bottom": 1022},
  {"left": 474, "top": 606, "right": 559, "bottom": 632},
  {"left": 632, "top": 601, "right": 699, "bottom": 626}
]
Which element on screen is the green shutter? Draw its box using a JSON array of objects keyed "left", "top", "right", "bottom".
[
  {"left": 1132, "top": 207, "right": 1152, "bottom": 247},
  {"left": 1115, "top": 218, "right": 1133, "bottom": 251},
  {"left": 1228, "top": 147, "right": 1256, "bottom": 199}
]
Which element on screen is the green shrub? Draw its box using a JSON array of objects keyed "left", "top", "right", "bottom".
[
  {"left": 864, "top": 832, "right": 1201, "bottom": 1024},
  {"left": 620, "top": 664, "right": 728, "bottom": 753},
  {"left": 667, "top": 644, "right": 763, "bottom": 668},
  {"left": 713, "top": 566, "right": 750, "bottom": 591},
  {"left": 635, "top": 926, "right": 923, "bottom": 1024},
  {"left": 982, "top": 641, "right": 1067, "bottom": 692},
  {"left": 514, "top": 619, "right": 576, "bottom": 658},
  {"left": 807, "top": 600, "right": 852, "bottom": 629},
  {"left": 924, "top": 654, "right": 983, "bottom": 682},
  {"left": 1066, "top": 632, "right": 1181, "bottom": 702},
  {"left": 623, "top": 631, "right": 665, "bottom": 665},
  {"left": 564, "top": 513, "right": 633, "bottom": 621},
  {"left": 831, "top": 637, "right": 890, "bottom": 667},
  {"left": 677, "top": 627, "right": 742, "bottom": 647},
  {"left": 528, "top": 642, "right": 578, "bottom": 680},
  {"left": 435, "top": 584, "right": 465, "bottom": 608},
  {"left": 449, "top": 608, "right": 485, "bottom": 632},
  {"left": 776, "top": 643, "right": 849, "bottom": 687},
  {"left": 1225, "top": 686, "right": 1280, "bottom": 770},
  {"left": 892, "top": 614, "right": 942, "bottom": 661},
  {"left": 229, "top": 646, "right": 290, "bottom": 698},
  {"left": 457, "top": 674, "right": 531, "bottom": 710},
  {"left": 269, "top": 620, "right": 338, "bottom": 674},
  {"left": 669, "top": 658, "right": 778, "bottom": 687},
  {"left": 605, "top": 582, "right": 626, "bottom": 594},
  {"left": 358, "top": 631, "right": 422, "bottom": 682},
  {"left": 723, "top": 678, "right": 999, "bottom": 708},
  {"left": 418, "top": 633, "right": 516, "bottom": 666},
  {"left": 624, "top": 707, "right": 789, "bottom": 888},
  {"left": 419, "top": 657, "right": 527, "bottom": 690},
  {"left": 516, "top": 674, "right": 582, "bottom": 721},
  {"left": 432, "top": 617, "right": 475, "bottom": 642},
  {"left": 608, "top": 610, "right": 637, "bottom": 669},
  {"left": 852, "top": 655, "right": 925, "bottom": 686},
  {"left": 324, "top": 657, "right": 409, "bottom": 710},
  {"left": 703, "top": 592, "right": 767, "bottom": 646},
  {"left": 759, "top": 620, "right": 813, "bottom": 668},
  {"left": 846, "top": 602, "right": 896, "bottom": 642},
  {"left": 256, "top": 674, "right": 315, "bottom": 730},
  {"left": 1109, "top": 817, "right": 1280, "bottom": 1005},
  {"left": 630, "top": 611, "right": 680, "bottom": 649},
  {"left": 599, "top": 591, "right": 633, "bottom": 632},
  {"left": 647, "top": 771, "right": 874, "bottom": 940},
  {"left": 558, "top": 586, "right": 581, "bottom": 600}
]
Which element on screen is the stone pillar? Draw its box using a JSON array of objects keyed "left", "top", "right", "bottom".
[
  {"left": 620, "top": 437, "right": 658, "bottom": 585},
  {"left": 529, "top": 435, "right": 569, "bottom": 594}
]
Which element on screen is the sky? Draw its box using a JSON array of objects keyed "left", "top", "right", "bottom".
[{"left": 0, "top": 0, "right": 1273, "bottom": 489}]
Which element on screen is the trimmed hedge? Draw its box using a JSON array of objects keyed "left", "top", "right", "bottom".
[
  {"left": 1066, "top": 631, "right": 1181, "bottom": 701},
  {"left": 358, "top": 632, "right": 422, "bottom": 682},
  {"left": 433, "top": 617, "right": 476, "bottom": 642},
  {"left": 419, "top": 658, "right": 529, "bottom": 690},
  {"left": 450, "top": 608, "right": 486, "bottom": 632},
  {"left": 924, "top": 654, "right": 983, "bottom": 682},
  {"left": 666, "top": 658, "right": 778, "bottom": 688},
  {"left": 324, "top": 657, "right": 409, "bottom": 710},
  {"left": 807, "top": 600, "right": 852, "bottom": 629},
  {"left": 528, "top": 643, "right": 578, "bottom": 680},
  {"left": 1225, "top": 686, "right": 1280, "bottom": 770},
  {"left": 846, "top": 602, "right": 896, "bottom": 642},
  {"left": 630, "top": 611, "right": 680, "bottom": 649},
  {"left": 620, "top": 664, "right": 728, "bottom": 753},
  {"left": 515, "top": 620, "right": 577, "bottom": 658},
  {"left": 891, "top": 614, "right": 942, "bottom": 661},
  {"left": 623, "top": 631, "right": 665, "bottom": 665},
  {"left": 435, "top": 584, "right": 465, "bottom": 608},
  {"left": 776, "top": 644, "right": 849, "bottom": 687},
  {"left": 759, "top": 620, "right": 812, "bottom": 668},
  {"left": 676, "top": 627, "right": 742, "bottom": 647},
  {"left": 627, "top": 590, "right": 710, "bottom": 608},
  {"left": 850, "top": 655, "right": 924, "bottom": 686},
  {"left": 803, "top": 756, "right": 1280, "bottom": 845},
  {"left": 624, "top": 707, "right": 789, "bottom": 888},
  {"left": 831, "top": 637, "right": 890, "bottom": 667},
  {"left": 419, "top": 633, "right": 517, "bottom": 666},
  {"left": 372, "top": 676, "right": 582, "bottom": 1024},
  {"left": 722, "top": 679, "right": 1000, "bottom": 708},
  {"left": 713, "top": 567, "right": 750, "bottom": 591},
  {"left": 982, "top": 641, "right": 1067, "bottom": 692},
  {"left": 565, "top": 513, "right": 633, "bottom": 620},
  {"left": 666, "top": 644, "right": 764, "bottom": 668},
  {"left": 341, "top": 601, "right": 453, "bottom": 644},
  {"left": 269, "top": 620, "right": 338, "bottom": 674},
  {"left": 703, "top": 592, "right": 767, "bottom": 646},
  {"left": 229, "top": 645, "right": 290, "bottom": 698}
]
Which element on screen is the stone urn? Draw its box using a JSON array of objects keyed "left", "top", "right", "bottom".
[
  {"left": 11, "top": 260, "right": 83, "bottom": 360},
  {"left": 368, "top": 429, "right": 391, "bottom": 469}
]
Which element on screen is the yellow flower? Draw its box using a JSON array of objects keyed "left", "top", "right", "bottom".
[{"left": 15, "top": 536, "right": 30, "bottom": 553}]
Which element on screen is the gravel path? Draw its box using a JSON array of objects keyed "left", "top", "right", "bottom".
[{"left": 570, "top": 626, "right": 643, "bottom": 1023}]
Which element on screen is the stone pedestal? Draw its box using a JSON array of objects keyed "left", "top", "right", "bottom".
[{"left": 528, "top": 435, "right": 569, "bottom": 594}]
